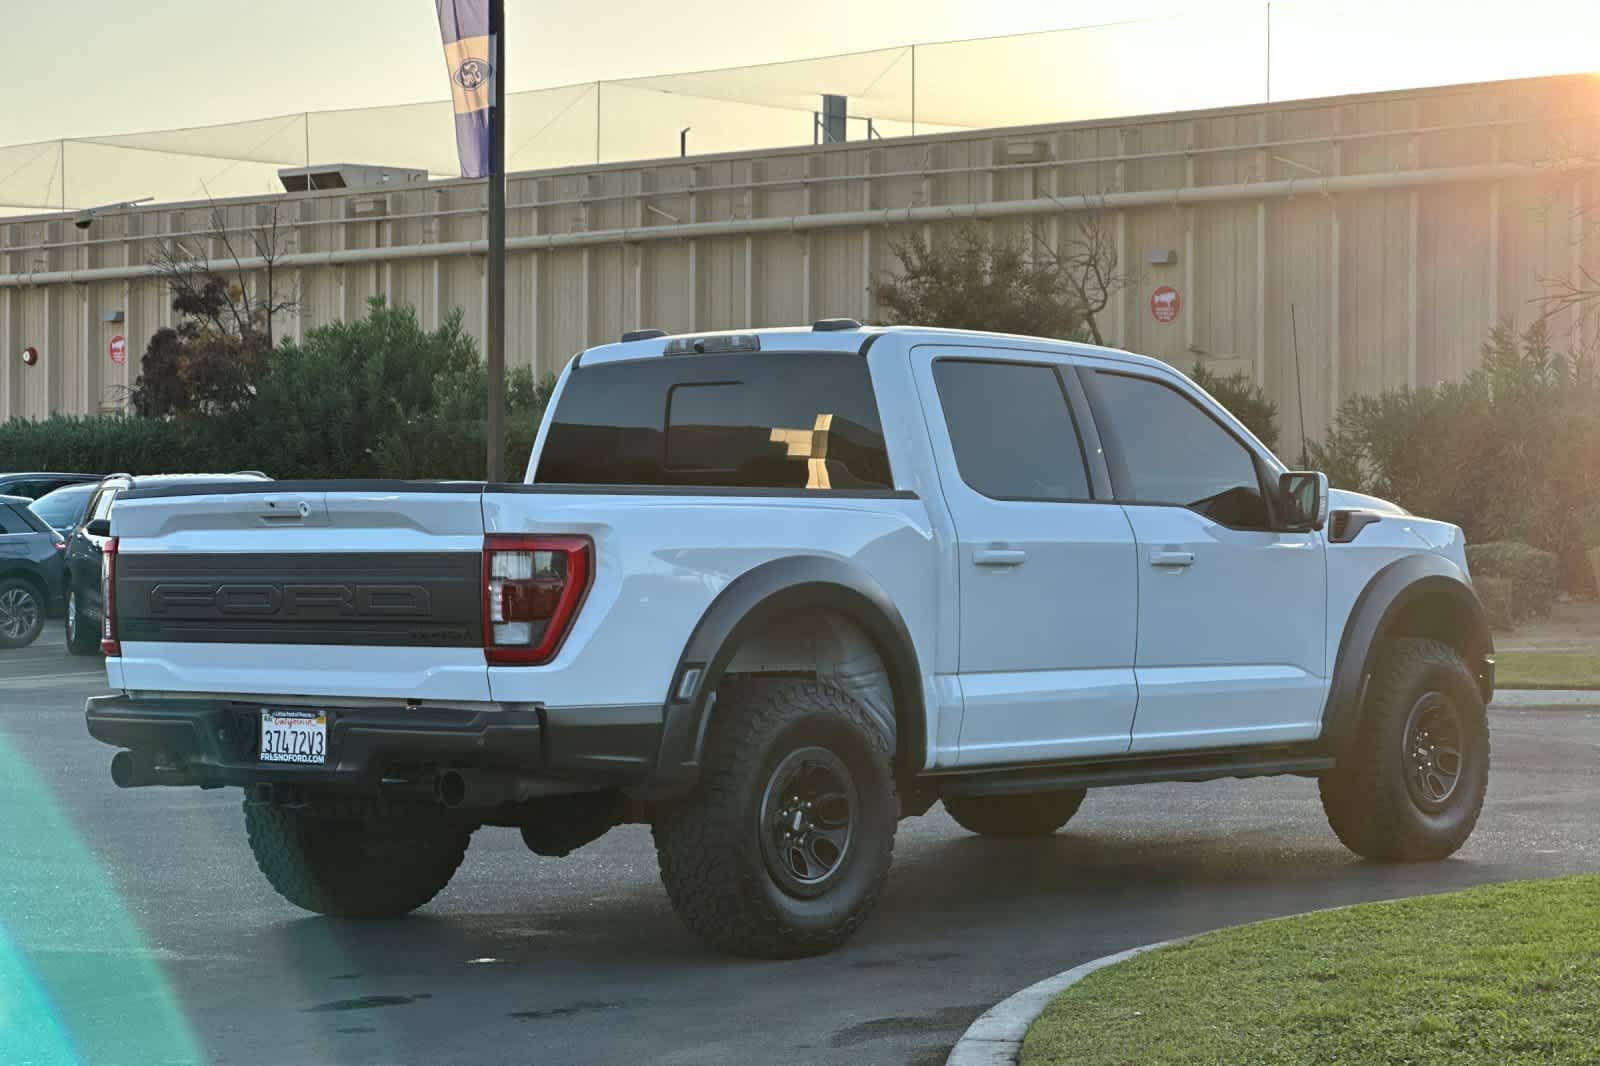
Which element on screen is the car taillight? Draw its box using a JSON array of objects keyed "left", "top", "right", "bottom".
[
  {"left": 482, "top": 534, "right": 591, "bottom": 666},
  {"left": 100, "top": 536, "right": 120, "bottom": 656}
]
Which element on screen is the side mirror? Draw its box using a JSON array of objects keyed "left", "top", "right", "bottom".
[
  {"left": 1278, "top": 471, "right": 1329, "bottom": 533},
  {"left": 85, "top": 518, "right": 112, "bottom": 538}
]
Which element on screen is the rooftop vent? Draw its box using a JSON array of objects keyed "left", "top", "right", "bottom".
[{"left": 278, "top": 164, "right": 430, "bottom": 193}]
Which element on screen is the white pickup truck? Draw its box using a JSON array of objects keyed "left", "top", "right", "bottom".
[{"left": 86, "top": 323, "right": 1493, "bottom": 958}]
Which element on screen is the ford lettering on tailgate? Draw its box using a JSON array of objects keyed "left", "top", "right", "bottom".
[
  {"left": 115, "top": 552, "right": 481, "bottom": 647},
  {"left": 149, "top": 583, "right": 433, "bottom": 617}
]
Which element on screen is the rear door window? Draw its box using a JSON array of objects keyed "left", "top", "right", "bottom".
[
  {"left": 934, "top": 359, "right": 1092, "bottom": 501},
  {"left": 536, "top": 352, "right": 893, "bottom": 490}
]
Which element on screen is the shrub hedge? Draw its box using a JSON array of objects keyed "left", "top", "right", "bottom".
[
  {"left": 0, "top": 300, "right": 555, "bottom": 482},
  {"left": 0, "top": 415, "right": 216, "bottom": 476},
  {"left": 1310, "top": 321, "right": 1600, "bottom": 595},
  {"left": 1465, "top": 541, "right": 1561, "bottom": 622}
]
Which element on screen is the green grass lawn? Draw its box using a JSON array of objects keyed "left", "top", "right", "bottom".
[
  {"left": 1021, "top": 876, "right": 1600, "bottom": 1066},
  {"left": 1495, "top": 652, "right": 1600, "bottom": 690}
]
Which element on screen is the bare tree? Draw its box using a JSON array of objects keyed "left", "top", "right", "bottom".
[
  {"left": 150, "top": 197, "right": 298, "bottom": 350},
  {"left": 1029, "top": 206, "right": 1131, "bottom": 346},
  {"left": 876, "top": 208, "right": 1130, "bottom": 345},
  {"left": 132, "top": 198, "right": 299, "bottom": 417}
]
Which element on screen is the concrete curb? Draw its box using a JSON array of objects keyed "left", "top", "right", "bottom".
[
  {"left": 1491, "top": 690, "right": 1600, "bottom": 708},
  {"left": 945, "top": 938, "right": 1183, "bottom": 1066}
]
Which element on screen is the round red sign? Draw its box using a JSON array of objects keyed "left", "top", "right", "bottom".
[
  {"left": 109, "top": 335, "right": 127, "bottom": 365},
  {"left": 1150, "top": 285, "right": 1181, "bottom": 324}
]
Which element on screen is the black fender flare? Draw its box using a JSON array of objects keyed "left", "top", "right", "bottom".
[
  {"left": 651, "top": 555, "right": 927, "bottom": 791},
  {"left": 1320, "top": 553, "right": 1494, "bottom": 758}
]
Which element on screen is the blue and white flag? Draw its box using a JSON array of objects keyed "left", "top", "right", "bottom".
[{"left": 435, "top": 0, "right": 495, "bottom": 178}]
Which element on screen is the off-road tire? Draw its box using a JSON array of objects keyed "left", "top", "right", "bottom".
[
  {"left": 652, "top": 679, "right": 897, "bottom": 959},
  {"left": 1319, "top": 638, "right": 1489, "bottom": 862},
  {"left": 0, "top": 577, "right": 45, "bottom": 650},
  {"left": 64, "top": 587, "right": 98, "bottom": 655},
  {"left": 943, "top": 789, "right": 1087, "bottom": 836},
  {"left": 243, "top": 798, "right": 471, "bottom": 918}
]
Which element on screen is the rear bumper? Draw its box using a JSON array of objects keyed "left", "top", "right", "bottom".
[{"left": 84, "top": 694, "right": 687, "bottom": 794}]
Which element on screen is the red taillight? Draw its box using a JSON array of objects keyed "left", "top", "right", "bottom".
[
  {"left": 100, "top": 536, "right": 120, "bottom": 656},
  {"left": 482, "top": 534, "right": 592, "bottom": 666}
]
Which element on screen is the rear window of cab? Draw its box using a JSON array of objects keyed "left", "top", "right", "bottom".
[{"left": 535, "top": 352, "right": 894, "bottom": 490}]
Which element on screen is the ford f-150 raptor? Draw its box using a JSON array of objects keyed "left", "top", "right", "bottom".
[{"left": 86, "top": 322, "right": 1493, "bottom": 958}]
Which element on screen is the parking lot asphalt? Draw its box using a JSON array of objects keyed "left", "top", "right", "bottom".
[{"left": 3, "top": 630, "right": 1597, "bottom": 1066}]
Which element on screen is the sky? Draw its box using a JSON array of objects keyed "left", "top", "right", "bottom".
[
  {"left": 2, "top": 0, "right": 1194, "bottom": 144},
  {"left": 3, "top": 0, "right": 1599, "bottom": 212}
]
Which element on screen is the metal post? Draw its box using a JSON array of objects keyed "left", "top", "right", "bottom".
[{"left": 486, "top": 0, "right": 507, "bottom": 482}]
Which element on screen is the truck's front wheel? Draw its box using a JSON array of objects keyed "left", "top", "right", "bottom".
[
  {"left": 243, "top": 798, "right": 470, "bottom": 918},
  {"left": 652, "top": 679, "right": 897, "bottom": 958},
  {"left": 1319, "top": 638, "right": 1489, "bottom": 862},
  {"left": 943, "top": 790, "right": 1086, "bottom": 836}
]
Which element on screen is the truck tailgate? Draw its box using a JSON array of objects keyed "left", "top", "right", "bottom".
[{"left": 110, "top": 484, "right": 492, "bottom": 702}]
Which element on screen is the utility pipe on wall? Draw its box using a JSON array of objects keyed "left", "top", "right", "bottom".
[{"left": 1, "top": 161, "right": 1589, "bottom": 290}]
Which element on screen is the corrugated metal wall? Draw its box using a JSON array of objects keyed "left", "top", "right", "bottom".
[{"left": 5, "top": 73, "right": 1600, "bottom": 450}]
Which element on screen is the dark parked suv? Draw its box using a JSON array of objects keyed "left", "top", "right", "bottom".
[
  {"left": 0, "top": 494, "right": 66, "bottom": 649},
  {"left": 0, "top": 472, "right": 100, "bottom": 500},
  {"left": 63, "top": 472, "right": 271, "bottom": 654}
]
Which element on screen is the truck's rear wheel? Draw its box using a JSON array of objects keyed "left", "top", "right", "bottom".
[
  {"left": 1319, "top": 638, "right": 1489, "bottom": 862},
  {"left": 652, "top": 679, "right": 897, "bottom": 958},
  {"left": 243, "top": 798, "right": 470, "bottom": 918},
  {"left": 943, "top": 790, "right": 1086, "bottom": 836}
]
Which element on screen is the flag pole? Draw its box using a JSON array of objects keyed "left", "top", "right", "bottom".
[{"left": 485, "top": 0, "right": 507, "bottom": 482}]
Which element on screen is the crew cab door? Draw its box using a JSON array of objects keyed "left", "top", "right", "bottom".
[
  {"left": 1076, "top": 363, "right": 1327, "bottom": 753},
  {"left": 913, "top": 346, "right": 1138, "bottom": 766}
]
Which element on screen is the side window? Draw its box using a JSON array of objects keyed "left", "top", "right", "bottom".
[
  {"left": 0, "top": 505, "right": 30, "bottom": 535},
  {"left": 934, "top": 359, "right": 1092, "bottom": 501},
  {"left": 1090, "top": 370, "right": 1270, "bottom": 529}
]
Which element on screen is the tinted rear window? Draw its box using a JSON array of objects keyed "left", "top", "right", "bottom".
[
  {"left": 0, "top": 504, "right": 46, "bottom": 535},
  {"left": 535, "top": 352, "right": 893, "bottom": 490},
  {"left": 934, "top": 359, "right": 1092, "bottom": 501}
]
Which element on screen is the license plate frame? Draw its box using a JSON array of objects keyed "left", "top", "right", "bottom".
[{"left": 258, "top": 709, "right": 328, "bottom": 765}]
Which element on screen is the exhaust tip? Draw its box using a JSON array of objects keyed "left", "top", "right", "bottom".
[
  {"left": 437, "top": 770, "right": 466, "bottom": 808},
  {"left": 110, "top": 750, "right": 137, "bottom": 788}
]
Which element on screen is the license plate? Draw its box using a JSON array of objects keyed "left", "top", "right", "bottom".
[{"left": 259, "top": 710, "right": 328, "bottom": 765}]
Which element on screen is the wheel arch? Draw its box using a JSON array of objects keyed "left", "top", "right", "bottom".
[
  {"left": 1321, "top": 553, "right": 1493, "bottom": 759},
  {"left": 653, "top": 555, "right": 927, "bottom": 791},
  {"left": 0, "top": 565, "right": 49, "bottom": 602}
]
